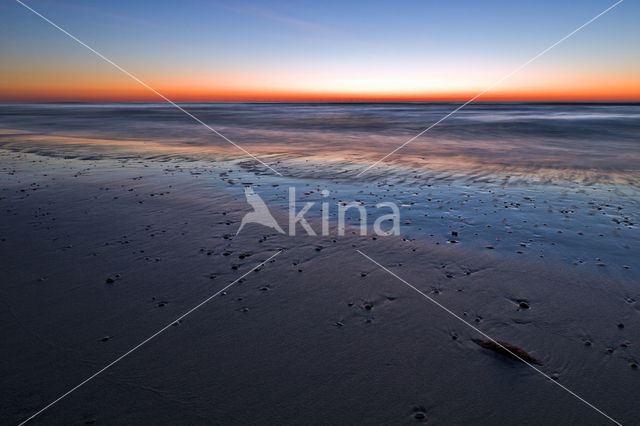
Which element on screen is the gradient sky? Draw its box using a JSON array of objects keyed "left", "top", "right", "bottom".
[{"left": 1, "top": 0, "right": 639, "bottom": 101}]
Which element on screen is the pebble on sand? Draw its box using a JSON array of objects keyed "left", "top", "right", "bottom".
[{"left": 472, "top": 338, "right": 540, "bottom": 364}]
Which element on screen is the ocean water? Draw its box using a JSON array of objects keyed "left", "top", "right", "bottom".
[
  {"left": 1, "top": 102, "right": 640, "bottom": 183},
  {"left": 1, "top": 102, "right": 639, "bottom": 279}
]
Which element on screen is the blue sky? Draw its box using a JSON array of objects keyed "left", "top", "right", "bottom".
[{"left": 1, "top": 0, "right": 638, "bottom": 100}]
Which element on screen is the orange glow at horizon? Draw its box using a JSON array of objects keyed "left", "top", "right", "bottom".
[{"left": 2, "top": 67, "right": 639, "bottom": 102}]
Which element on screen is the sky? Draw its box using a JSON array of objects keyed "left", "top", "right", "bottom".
[{"left": 1, "top": 0, "right": 639, "bottom": 101}]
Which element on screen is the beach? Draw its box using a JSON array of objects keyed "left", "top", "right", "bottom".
[{"left": 1, "top": 103, "right": 639, "bottom": 425}]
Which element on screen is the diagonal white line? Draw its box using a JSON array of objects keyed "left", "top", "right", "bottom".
[
  {"left": 14, "top": 0, "right": 283, "bottom": 177},
  {"left": 356, "top": 249, "right": 622, "bottom": 425},
  {"left": 356, "top": 0, "right": 624, "bottom": 177},
  {"left": 18, "top": 249, "right": 283, "bottom": 425}
]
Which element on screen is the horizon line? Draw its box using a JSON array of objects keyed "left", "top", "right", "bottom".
[{"left": 2, "top": 99, "right": 639, "bottom": 104}]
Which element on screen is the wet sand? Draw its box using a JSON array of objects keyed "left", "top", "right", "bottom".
[{"left": 1, "top": 151, "right": 639, "bottom": 425}]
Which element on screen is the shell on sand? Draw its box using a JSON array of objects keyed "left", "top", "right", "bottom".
[{"left": 472, "top": 338, "right": 541, "bottom": 365}]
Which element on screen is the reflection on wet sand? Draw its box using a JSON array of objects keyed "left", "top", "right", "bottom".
[{"left": 1, "top": 102, "right": 639, "bottom": 186}]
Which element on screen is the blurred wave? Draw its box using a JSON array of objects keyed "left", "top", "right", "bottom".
[{"left": 1, "top": 102, "right": 639, "bottom": 184}]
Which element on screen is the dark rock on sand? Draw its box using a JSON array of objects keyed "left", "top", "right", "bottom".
[{"left": 472, "top": 338, "right": 540, "bottom": 365}]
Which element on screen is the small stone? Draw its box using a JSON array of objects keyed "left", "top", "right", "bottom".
[
  {"left": 364, "top": 303, "right": 372, "bottom": 310},
  {"left": 335, "top": 321, "right": 344, "bottom": 327},
  {"left": 618, "top": 323, "right": 624, "bottom": 329},
  {"left": 158, "top": 302, "right": 166, "bottom": 307},
  {"left": 631, "top": 362, "right": 638, "bottom": 369},
  {"left": 101, "top": 336, "right": 110, "bottom": 342},
  {"left": 105, "top": 277, "right": 115, "bottom": 284},
  {"left": 519, "top": 301, "right": 530, "bottom": 309},
  {"left": 485, "top": 245, "right": 494, "bottom": 249},
  {"left": 414, "top": 412, "right": 425, "bottom": 420},
  {"left": 473, "top": 339, "right": 540, "bottom": 364},
  {"left": 451, "top": 231, "right": 458, "bottom": 237}
]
